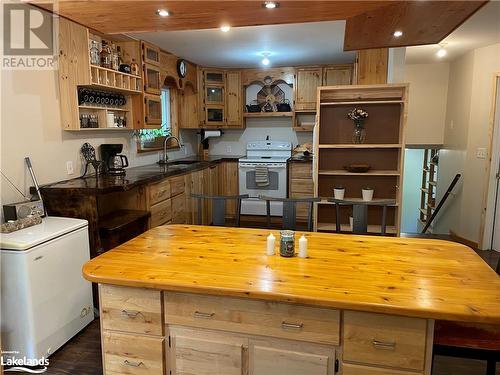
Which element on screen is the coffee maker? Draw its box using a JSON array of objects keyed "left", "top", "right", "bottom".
[{"left": 100, "top": 144, "right": 129, "bottom": 175}]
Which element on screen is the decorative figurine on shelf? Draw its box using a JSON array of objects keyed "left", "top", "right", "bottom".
[
  {"left": 81, "top": 143, "right": 104, "bottom": 177},
  {"left": 347, "top": 108, "right": 369, "bottom": 144}
]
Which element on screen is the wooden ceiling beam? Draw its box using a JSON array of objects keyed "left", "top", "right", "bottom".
[
  {"left": 31, "top": 0, "right": 487, "bottom": 50},
  {"left": 343, "top": 0, "right": 487, "bottom": 51}
]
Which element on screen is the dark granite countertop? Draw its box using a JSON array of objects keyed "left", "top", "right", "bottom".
[{"left": 40, "top": 155, "right": 243, "bottom": 195}]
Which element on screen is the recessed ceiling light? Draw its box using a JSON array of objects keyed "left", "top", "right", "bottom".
[
  {"left": 261, "top": 53, "right": 271, "bottom": 66},
  {"left": 264, "top": 2, "right": 279, "bottom": 9},
  {"left": 393, "top": 30, "right": 403, "bottom": 38},
  {"left": 156, "top": 9, "right": 170, "bottom": 17},
  {"left": 220, "top": 25, "right": 231, "bottom": 32},
  {"left": 436, "top": 48, "right": 447, "bottom": 58}
]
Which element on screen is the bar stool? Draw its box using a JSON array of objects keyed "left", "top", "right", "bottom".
[
  {"left": 191, "top": 194, "right": 249, "bottom": 227},
  {"left": 328, "top": 198, "right": 397, "bottom": 235},
  {"left": 259, "top": 196, "right": 321, "bottom": 232}
]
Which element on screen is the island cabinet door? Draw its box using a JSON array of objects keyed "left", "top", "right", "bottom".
[
  {"left": 248, "top": 337, "right": 335, "bottom": 375},
  {"left": 168, "top": 327, "right": 248, "bottom": 375}
]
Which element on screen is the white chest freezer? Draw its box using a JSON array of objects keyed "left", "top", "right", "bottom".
[{"left": 1, "top": 217, "right": 94, "bottom": 361}]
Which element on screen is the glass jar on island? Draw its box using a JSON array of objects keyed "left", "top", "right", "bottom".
[{"left": 279, "top": 230, "right": 295, "bottom": 257}]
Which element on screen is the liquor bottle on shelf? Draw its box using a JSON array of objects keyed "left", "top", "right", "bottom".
[
  {"left": 100, "top": 40, "right": 112, "bottom": 69},
  {"left": 130, "top": 58, "right": 139, "bottom": 76},
  {"left": 110, "top": 43, "right": 119, "bottom": 71},
  {"left": 89, "top": 40, "right": 100, "bottom": 66}
]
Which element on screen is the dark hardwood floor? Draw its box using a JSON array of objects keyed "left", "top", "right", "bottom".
[
  {"left": 35, "top": 234, "right": 499, "bottom": 375},
  {"left": 44, "top": 320, "right": 102, "bottom": 375}
]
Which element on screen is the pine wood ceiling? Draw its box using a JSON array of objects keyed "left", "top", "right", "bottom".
[{"left": 33, "top": 0, "right": 487, "bottom": 51}]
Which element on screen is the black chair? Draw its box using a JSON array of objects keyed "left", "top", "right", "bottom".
[
  {"left": 191, "top": 193, "right": 249, "bottom": 227},
  {"left": 328, "top": 198, "right": 397, "bottom": 235},
  {"left": 259, "top": 196, "right": 321, "bottom": 232}
]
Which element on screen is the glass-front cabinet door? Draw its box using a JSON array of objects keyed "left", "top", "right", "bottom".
[
  {"left": 206, "top": 106, "right": 224, "bottom": 126},
  {"left": 144, "top": 94, "right": 162, "bottom": 127},
  {"left": 206, "top": 86, "right": 224, "bottom": 104},
  {"left": 144, "top": 64, "right": 161, "bottom": 95},
  {"left": 204, "top": 70, "right": 225, "bottom": 85},
  {"left": 142, "top": 41, "right": 160, "bottom": 66}
]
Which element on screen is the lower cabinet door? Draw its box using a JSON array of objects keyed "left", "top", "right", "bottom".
[
  {"left": 343, "top": 363, "right": 422, "bottom": 375},
  {"left": 249, "top": 338, "right": 335, "bottom": 375},
  {"left": 169, "top": 327, "right": 247, "bottom": 375},
  {"left": 102, "top": 331, "right": 164, "bottom": 374}
]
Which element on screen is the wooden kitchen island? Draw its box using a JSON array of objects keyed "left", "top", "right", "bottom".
[{"left": 83, "top": 225, "right": 500, "bottom": 375}]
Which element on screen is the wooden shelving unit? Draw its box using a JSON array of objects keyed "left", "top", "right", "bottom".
[
  {"left": 313, "top": 84, "right": 408, "bottom": 235},
  {"left": 58, "top": 19, "right": 144, "bottom": 131},
  {"left": 89, "top": 65, "right": 142, "bottom": 94},
  {"left": 419, "top": 148, "right": 439, "bottom": 232}
]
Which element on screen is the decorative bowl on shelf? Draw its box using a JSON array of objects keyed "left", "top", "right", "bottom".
[{"left": 344, "top": 164, "right": 371, "bottom": 173}]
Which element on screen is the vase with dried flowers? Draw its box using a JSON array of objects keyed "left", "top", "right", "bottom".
[{"left": 347, "top": 108, "right": 369, "bottom": 144}]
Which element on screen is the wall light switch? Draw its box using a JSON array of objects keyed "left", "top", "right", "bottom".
[
  {"left": 66, "top": 161, "right": 74, "bottom": 175},
  {"left": 476, "top": 148, "right": 487, "bottom": 159}
]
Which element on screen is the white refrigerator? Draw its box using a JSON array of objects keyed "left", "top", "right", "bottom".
[{"left": 1, "top": 217, "right": 94, "bottom": 362}]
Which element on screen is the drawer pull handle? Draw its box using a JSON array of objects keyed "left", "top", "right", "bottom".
[
  {"left": 121, "top": 310, "right": 144, "bottom": 319},
  {"left": 193, "top": 311, "right": 215, "bottom": 319},
  {"left": 281, "top": 321, "right": 303, "bottom": 330},
  {"left": 372, "top": 339, "right": 396, "bottom": 350},
  {"left": 124, "top": 360, "right": 145, "bottom": 367}
]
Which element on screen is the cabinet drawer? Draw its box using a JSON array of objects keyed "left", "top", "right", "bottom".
[
  {"left": 149, "top": 179, "right": 171, "bottom": 206},
  {"left": 103, "top": 331, "right": 164, "bottom": 374},
  {"left": 169, "top": 175, "right": 185, "bottom": 197},
  {"left": 100, "top": 285, "right": 163, "bottom": 336},
  {"left": 343, "top": 363, "right": 421, "bottom": 375},
  {"left": 290, "top": 179, "right": 314, "bottom": 195},
  {"left": 165, "top": 292, "right": 340, "bottom": 345},
  {"left": 343, "top": 311, "right": 427, "bottom": 371},
  {"left": 290, "top": 163, "right": 312, "bottom": 179},
  {"left": 150, "top": 199, "right": 172, "bottom": 228}
]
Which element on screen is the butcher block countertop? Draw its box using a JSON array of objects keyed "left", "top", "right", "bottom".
[{"left": 82, "top": 225, "right": 500, "bottom": 324}]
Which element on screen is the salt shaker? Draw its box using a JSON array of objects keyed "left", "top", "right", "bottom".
[
  {"left": 266, "top": 233, "right": 275, "bottom": 256},
  {"left": 298, "top": 235, "right": 308, "bottom": 258}
]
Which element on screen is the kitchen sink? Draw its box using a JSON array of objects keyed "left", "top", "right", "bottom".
[{"left": 157, "top": 160, "right": 199, "bottom": 167}]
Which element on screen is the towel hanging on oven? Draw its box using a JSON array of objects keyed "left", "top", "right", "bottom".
[{"left": 255, "top": 166, "right": 269, "bottom": 187}]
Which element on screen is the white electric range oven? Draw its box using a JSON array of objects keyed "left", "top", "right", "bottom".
[{"left": 238, "top": 141, "right": 292, "bottom": 216}]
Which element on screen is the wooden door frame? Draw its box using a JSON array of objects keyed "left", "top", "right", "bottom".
[{"left": 479, "top": 72, "right": 500, "bottom": 250}]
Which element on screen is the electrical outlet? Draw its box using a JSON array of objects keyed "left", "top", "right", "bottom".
[
  {"left": 476, "top": 148, "right": 487, "bottom": 159},
  {"left": 226, "top": 145, "right": 232, "bottom": 154},
  {"left": 66, "top": 161, "right": 74, "bottom": 175}
]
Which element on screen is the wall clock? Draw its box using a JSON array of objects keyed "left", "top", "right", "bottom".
[{"left": 177, "top": 59, "right": 187, "bottom": 78}]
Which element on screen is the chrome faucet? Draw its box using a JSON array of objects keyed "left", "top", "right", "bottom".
[{"left": 159, "top": 135, "right": 183, "bottom": 165}]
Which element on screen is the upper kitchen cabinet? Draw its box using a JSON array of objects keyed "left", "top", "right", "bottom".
[
  {"left": 198, "top": 68, "right": 244, "bottom": 129},
  {"left": 58, "top": 18, "right": 143, "bottom": 131},
  {"left": 323, "top": 64, "right": 354, "bottom": 86},
  {"left": 142, "top": 41, "right": 161, "bottom": 66},
  {"left": 294, "top": 67, "right": 322, "bottom": 111},
  {"left": 144, "top": 64, "right": 161, "bottom": 95},
  {"left": 225, "top": 71, "right": 243, "bottom": 128}
]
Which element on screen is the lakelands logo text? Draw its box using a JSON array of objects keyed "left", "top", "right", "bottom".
[
  {"left": 2, "top": 351, "right": 49, "bottom": 373},
  {"left": 2, "top": 3, "right": 56, "bottom": 70}
]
